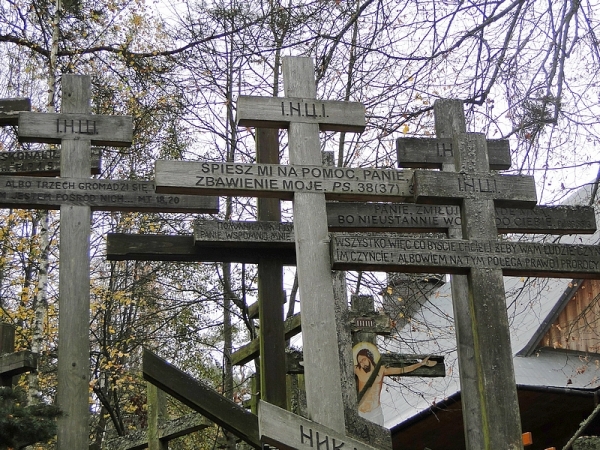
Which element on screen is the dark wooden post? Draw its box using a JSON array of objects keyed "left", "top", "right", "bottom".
[
  {"left": 256, "top": 128, "right": 287, "bottom": 409},
  {"left": 0, "top": 323, "right": 15, "bottom": 387}
]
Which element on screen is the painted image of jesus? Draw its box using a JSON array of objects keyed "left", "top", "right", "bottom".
[{"left": 353, "top": 342, "right": 437, "bottom": 425}]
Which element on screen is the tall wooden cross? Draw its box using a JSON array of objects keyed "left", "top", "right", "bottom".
[
  {"left": 8, "top": 75, "right": 217, "bottom": 449},
  {"left": 154, "top": 57, "right": 380, "bottom": 445},
  {"left": 331, "top": 100, "right": 600, "bottom": 449}
]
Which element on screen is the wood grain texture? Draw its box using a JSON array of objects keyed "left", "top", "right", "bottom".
[
  {"left": 397, "top": 137, "right": 511, "bottom": 170},
  {"left": 18, "top": 111, "right": 132, "bottom": 146},
  {"left": 237, "top": 95, "right": 365, "bottom": 133},
  {"left": 0, "top": 176, "right": 218, "bottom": 213},
  {"left": 143, "top": 349, "right": 260, "bottom": 448}
]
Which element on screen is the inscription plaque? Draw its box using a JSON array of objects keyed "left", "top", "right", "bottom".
[{"left": 0, "top": 176, "right": 218, "bottom": 213}]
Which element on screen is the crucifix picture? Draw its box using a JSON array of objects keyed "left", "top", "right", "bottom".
[{"left": 353, "top": 342, "right": 437, "bottom": 425}]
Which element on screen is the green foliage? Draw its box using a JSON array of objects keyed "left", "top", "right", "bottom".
[{"left": 0, "top": 386, "right": 61, "bottom": 450}]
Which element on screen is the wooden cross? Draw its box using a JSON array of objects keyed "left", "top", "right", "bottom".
[
  {"left": 156, "top": 58, "right": 368, "bottom": 438},
  {"left": 331, "top": 99, "right": 600, "bottom": 449},
  {"left": 9, "top": 76, "right": 214, "bottom": 450}
]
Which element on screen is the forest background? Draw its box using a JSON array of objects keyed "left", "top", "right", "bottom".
[{"left": 1, "top": 0, "right": 599, "bottom": 448}]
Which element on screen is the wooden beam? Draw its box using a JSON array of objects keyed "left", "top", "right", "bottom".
[
  {"left": 237, "top": 96, "right": 365, "bottom": 133},
  {"left": 106, "top": 234, "right": 296, "bottom": 265},
  {"left": 0, "top": 176, "right": 218, "bottom": 213},
  {"left": 143, "top": 349, "right": 260, "bottom": 448},
  {"left": 0, "top": 98, "right": 31, "bottom": 125},
  {"left": 397, "top": 137, "right": 511, "bottom": 170},
  {"left": 195, "top": 220, "right": 293, "bottom": 248}
]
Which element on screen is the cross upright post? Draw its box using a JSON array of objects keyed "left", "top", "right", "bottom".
[
  {"left": 281, "top": 57, "right": 345, "bottom": 431},
  {"left": 56, "top": 75, "right": 95, "bottom": 450}
]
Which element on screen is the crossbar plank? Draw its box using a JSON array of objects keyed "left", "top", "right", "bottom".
[
  {"left": 106, "top": 234, "right": 296, "bottom": 264},
  {"left": 19, "top": 112, "right": 132, "bottom": 146},
  {"left": 413, "top": 170, "right": 537, "bottom": 207},
  {"left": 237, "top": 96, "right": 365, "bottom": 133},
  {"left": 143, "top": 349, "right": 260, "bottom": 448},
  {"left": 397, "top": 137, "right": 511, "bottom": 170}
]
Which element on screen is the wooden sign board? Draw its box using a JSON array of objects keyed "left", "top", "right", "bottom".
[
  {"left": 0, "top": 176, "right": 218, "bottom": 213},
  {"left": 258, "top": 401, "right": 379, "bottom": 450},
  {"left": 331, "top": 235, "right": 600, "bottom": 278},
  {"left": 18, "top": 111, "right": 133, "bottom": 146},
  {"left": 327, "top": 202, "right": 596, "bottom": 234},
  {"left": 107, "top": 233, "right": 296, "bottom": 265},
  {"left": 155, "top": 160, "right": 414, "bottom": 201},
  {"left": 413, "top": 170, "right": 538, "bottom": 207},
  {"left": 0, "top": 148, "right": 101, "bottom": 176},
  {"left": 195, "top": 219, "right": 294, "bottom": 248},
  {"left": 236, "top": 96, "right": 365, "bottom": 133},
  {"left": 398, "top": 137, "right": 511, "bottom": 170},
  {"left": 0, "top": 98, "right": 31, "bottom": 125}
]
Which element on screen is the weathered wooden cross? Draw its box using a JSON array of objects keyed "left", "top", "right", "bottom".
[
  {"left": 153, "top": 57, "right": 396, "bottom": 449},
  {"left": 5, "top": 75, "right": 218, "bottom": 450},
  {"left": 331, "top": 99, "right": 600, "bottom": 449}
]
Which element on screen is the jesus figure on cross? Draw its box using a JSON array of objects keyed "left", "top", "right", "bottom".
[{"left": 353, "top": 342, "right": 437, "bottom": 425}]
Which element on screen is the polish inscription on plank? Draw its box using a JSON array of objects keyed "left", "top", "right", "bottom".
[
  {"left": 258, "top": 401, "right": 380, "bottom": 450},
  {"left": 155, "top": 161, "right": 414, "bottom": 201},
  {"left": 0, "top": 176, "right": 218, "bottom": 213},
  {"left": 0, "top": 148, "right": 101, "bottom": 176},
  {"left": 331, "top": 235, "right": 600, "bottom": 278},
  {"left": 195, "top": 220, "right": 294, "bottom": 247},
  {"left": 327, "top": 202, "right": 596, "bottom": 234}
]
